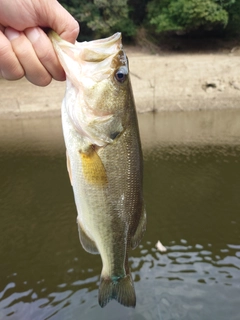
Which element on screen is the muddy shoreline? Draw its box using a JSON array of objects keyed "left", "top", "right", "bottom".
[{"left": 1, "top": 52, "right": 240, "bottom": 118}]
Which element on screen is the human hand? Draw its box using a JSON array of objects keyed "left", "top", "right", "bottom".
[{"left": 0, "top": 0, "right": 79, "bottom": 86}]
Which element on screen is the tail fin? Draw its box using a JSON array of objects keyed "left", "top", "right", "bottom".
[{"left": 98, "top": 274, "right": 136, "bottom": 308}]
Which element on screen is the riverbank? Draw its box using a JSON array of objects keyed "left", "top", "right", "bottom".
[{"left": 1, "top": 50, "right": 240, "bottom": 118}]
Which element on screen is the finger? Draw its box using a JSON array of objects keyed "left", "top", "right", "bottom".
[
  {"left": 24, "top": 27, "right": 65, "bottom": 81},
  {"left": 56, "top": 17, "right": 80, "bottom": 44},
  {"left": 0, "top": 30, "right": 24, "bottom": 80},
  {"left": 0, "top": 24, "right": 5, "bottom": 33},
  {"left": 5, "top": 27, "right": 52, "bottom": 86},
  {"left": 34, "top": 0, "right": 79, "bottom": 43},
  {"left": 48, "top": 2, "right": 80, "bottom": 43}
]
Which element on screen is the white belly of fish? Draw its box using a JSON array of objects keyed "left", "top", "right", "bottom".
[{"left": 61, "top": 99, "right": 127, "bottom": 278}]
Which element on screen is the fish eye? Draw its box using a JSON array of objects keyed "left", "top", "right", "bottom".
[{"left": 115, "top": 67, "right": 128, "bottom": 83}]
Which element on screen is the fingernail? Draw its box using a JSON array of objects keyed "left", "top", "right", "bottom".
[
  {"left": 5, "top": 27, "right": 20, "bottom": 41},
  {"left": 25, "top": 27, "right": 40, "bottom": 44}
]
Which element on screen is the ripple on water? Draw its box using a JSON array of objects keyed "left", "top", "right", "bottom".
[{"left": 1, "top": 113, "right": 240, "bottom": 319}]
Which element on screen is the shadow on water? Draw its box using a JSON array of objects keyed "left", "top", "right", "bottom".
[{"left": 0, "top": 110, "right": 240, "bottom": 319}]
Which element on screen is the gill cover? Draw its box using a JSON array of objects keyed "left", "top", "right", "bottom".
[{"left": 49, "top": 31, "right": 127, "bottom": 147}]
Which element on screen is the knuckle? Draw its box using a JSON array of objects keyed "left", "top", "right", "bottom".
[
  {"left": 38, "top": 75, "right": 52, "bottom": 87},
  {"left": 38, "top": 49, "right": 54, "bottom": 64},
  {"left": 0, "top": 43, "right": 24, "bottom": 80},
  {"left": 0, "top": 41, "right": 11, "bottom": 59},
  {"left": 28, "top": 72, "right": 52, "bottom": 87},
  {"left": 1, "top": 67, "right": 24, "bottom": 81},
  {"left": 11, "top": 67, "right": 24, "bottom": 80},
  {"left": 14, "top": 45, "right": 30, "bottom": 59}
]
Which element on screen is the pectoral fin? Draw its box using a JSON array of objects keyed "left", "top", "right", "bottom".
[
  {"left": 131, "top": 208, "right": 147, "bottom": 249},
  {"left": 77, "top": 218, "right": 99, "bottom": 254},
  {"left": 66, "top": 150, "right": 72, "bottom": 185},
  {"left": 79, "top": 146, "right": 108, "bottom": 186}
]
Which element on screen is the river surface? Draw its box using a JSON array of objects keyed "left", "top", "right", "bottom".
[{"left": 0, "top": 110, "right": 240, "bottom": 320}]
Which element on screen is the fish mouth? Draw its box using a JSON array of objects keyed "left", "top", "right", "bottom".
[
  {"left": 75, "top": 32, "right": 123, "bottom": 64},
  {"left": 48, "top": 31, "right": 125, "bottom": 79},
  {"left": 77, "top": 33, "right": 122, "bottom": 60}
]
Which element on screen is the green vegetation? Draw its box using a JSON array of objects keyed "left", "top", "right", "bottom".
[
  {"left": 59, "top": 0, "right": 240, "bottom": 40},
  {"left": 60, "top": 0, "right": 137, "bottom": 39},
  {"left": 147, "top": 0, "right": 229, "bottom": 33}
]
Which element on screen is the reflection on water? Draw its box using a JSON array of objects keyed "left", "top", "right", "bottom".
[{"left": 0, "top": 110, "right": 240, "bottom": 320}]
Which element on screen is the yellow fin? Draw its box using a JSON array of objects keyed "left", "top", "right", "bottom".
[{"left": 80, "top": 146, "right": 108, "bottom": 186}]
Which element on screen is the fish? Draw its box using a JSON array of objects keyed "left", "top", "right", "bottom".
[{"left": 49, "top": 31, "right": 146, "bottom": 308}]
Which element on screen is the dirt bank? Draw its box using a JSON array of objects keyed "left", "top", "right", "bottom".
[{"left": 1, "top": 50, "right": 240, "bottom": 118}]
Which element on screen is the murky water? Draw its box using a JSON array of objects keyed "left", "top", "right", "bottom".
[{"left": 0, "top": 110, "right": 240, "bottom": 320}]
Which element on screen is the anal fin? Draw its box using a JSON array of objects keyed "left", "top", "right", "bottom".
[{"left": 77, "top": 218, "right": 99, "bottom": 254}]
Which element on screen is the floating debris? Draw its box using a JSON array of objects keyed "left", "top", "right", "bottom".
[{"left": 156, "top": 240, "right": 167, "bottom": 252}]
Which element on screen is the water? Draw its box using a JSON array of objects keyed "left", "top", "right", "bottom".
[{"left": 0, "top": 110, "right": 240, "bottom": 320}]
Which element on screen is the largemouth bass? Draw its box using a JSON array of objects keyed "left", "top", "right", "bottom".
[{"left": 49, "top": 31, "right": 146, "bottom": 308}]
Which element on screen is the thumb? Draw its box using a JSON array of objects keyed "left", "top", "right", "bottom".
[{"left": 35, "top": 0, "right": 79, "bottom": 43}]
